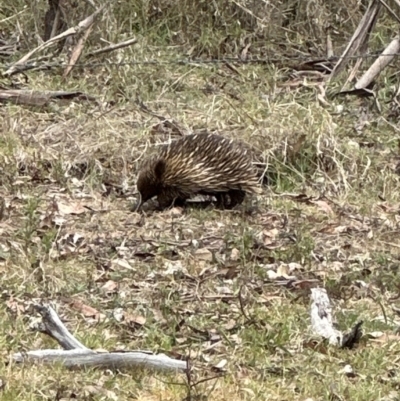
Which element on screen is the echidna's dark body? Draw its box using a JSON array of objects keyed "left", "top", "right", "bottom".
[{"left": 135, "top": 133, "right": 262, "bottom": 210}]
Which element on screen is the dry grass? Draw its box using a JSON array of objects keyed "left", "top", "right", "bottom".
[{"left": 1, "top": 1, "right": 400, "bottom": 400}]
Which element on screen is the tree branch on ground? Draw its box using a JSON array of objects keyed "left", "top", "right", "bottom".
[
  {"left": 310, "top": 288, "right": 363, "bottom": 349},
  {"left": 12, "top": 304, "right": 189, "bottom": 372}
]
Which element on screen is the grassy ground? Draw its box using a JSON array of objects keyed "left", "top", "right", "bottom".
[{"left": 2, "top": 2, "right": 400, "bottom": 400}]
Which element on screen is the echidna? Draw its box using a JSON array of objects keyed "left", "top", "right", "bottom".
[{"left": 134, "top": 132, "right": 262, "bottom": 211}]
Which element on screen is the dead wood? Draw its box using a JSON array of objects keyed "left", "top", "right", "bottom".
[
  {"left": 12, "top": 304, "right": 188, "bottom": 372},
  {"left": 62, "top": 2, "right": 112, "bottom": 78},
  {"left": 13, "top": 349, "right": 188, "bottom": 371},
  {"left": 4, "top": 3, "right": 108, "bottom": 77},
  {"left": 310, "top": 288, "right": 363, "bottom": 348},
  {"left": 355, "top": 35, "right": 400, "bottom": 89},
  {"left": 329, "top": 0, "right": 381, "bottom": 81},
  {"left": 63, "top": 23, "right": 95, "bottom": 78},
  {"left": 0, "top": 89, "right": 96, "bottom": 106}
]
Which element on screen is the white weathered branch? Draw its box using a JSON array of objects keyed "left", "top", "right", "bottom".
[
  {"left": 310, "top": 288, "right": 363, "bottom": 348},
  {"left": 355, "top": 35, "right": 400, "bottom": 89},
  {"left": 310, "top": 288, "right": 343, "bottom": 345},
  {"left": 32, "top": 304, "right": 89, "bottom": 350},
  {"left": 13, "top": 349, "right": 188, "bottom": 371},
  {"left": 13, "top": 304, "right": 188, "bottom": 372}
]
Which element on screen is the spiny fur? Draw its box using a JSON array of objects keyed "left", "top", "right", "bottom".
[{"left": 135, "top": 133, "right": 262, "bottom": 210}]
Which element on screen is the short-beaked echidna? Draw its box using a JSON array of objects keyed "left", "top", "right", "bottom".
[{"left": 134, "top": 132, "right": 262, "bottom": 211}]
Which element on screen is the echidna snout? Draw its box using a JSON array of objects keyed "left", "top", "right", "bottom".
[{"left": 134, "top": 158, "right": 167, "bottom": 211}]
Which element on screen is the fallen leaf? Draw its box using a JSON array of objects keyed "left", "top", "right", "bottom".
[
  {"left": 263, "top": 228, "right": 278, "bottom": 239},
  {"left": 57, "top": 201, "right": 86, "bottom": 215},
  {"left": 6, "top": 297, "right": 25, "bottom": 315},
  {"left": 112, "top": 259, "right": 135, "bottom": 270},
  {"left": 113, "top": 308, "right": 124, "bottom": 322},
  {"left": 70, "top": 300, "right": 104, "bottom": 320},
  {"left": 379, "top": 202, "right": 400, "bottom": 213},
  {"left": 214, "top": 359, "right": 228, "bottom": 370},
  {"left": 368, "top": 331, "right": 400, "bottom": 344},
  {"left": 338, "top": 364, "right": 356, "bottom": 378},
  {"left": 166, "top": 207, "right": 183, "bottom": 216},
  {"left": 164, "top": 260, "right": 185, "bottom": 274},
  {"left": 224, "top": 319, "right": 237, "bottom": 331},
  {"left": 216, "top": 286, "right": 232, "bottom": 294},
  {"left": 368, "top": 331, "right": 384, "bottom": 338},
  {"left": 194, "top": 248, "right": 213, "bottom": 261},
  {"left": 334, "top": 225, "right": 348, "bottom": 234},
  {"left": 288, "top": 262, "right": 303, "bottom": 272},
  {"left": 311, "top": 200, "right": 334, "bottom": 215},
  {"left": 276, "top": 264, "right": 296, "bottom": 279},
  {"left": 124, "top": 312, "right": 146, "bottom": 326},
  {"left": 82, "top": 385, "right": 118, "bottom": 400},
  {"left": 230, "top": 248, "right": 240, "bottom": 261},
  {"left": 152, "top": 309, "right": 167, "bottom": 324},
  {"left": 101, "top": 280, "right": 118, "bottom": 293}
]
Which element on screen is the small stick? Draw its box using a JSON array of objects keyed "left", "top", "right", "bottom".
[
  {"left": 63, "top": 24, "right": 95, "bottom": 78},
  {"left": 86, "top": 37, "right": 138, "bottom": 58},
  {"left": 4, "top": 3, "right": 108, "bottom": 77}
]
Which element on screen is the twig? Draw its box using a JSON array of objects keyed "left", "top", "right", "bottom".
[
  {"left": 63, "top": 2, "right": 111, "bottom": 78},
  {"left": 238, "top": 285, "right": 252, "bottom": 324},
  {"left": 4, "top": 29, "right": 76, "bottom": 76},
  {"left": 229, "top": 0, "right": 267, "bottom": 27},
  {"left": 135, "top": 96, "right": 186, "bottom": 136},
  {"left": 51, "top": 8, "right": 62, "bottom": 40},
  {"left": 326, "top": 31, "right": 334, "bottom": 58},
  {"left": 63, "top": 23, "right": 95, "bottom": 78},
  {"left": 86, "top": 37, "right": 138, "bottom": 58},
  {"left": 4, "top": 4, "right": 108, "bottom": 77},
  {"left": 135, "top": 95, "right": 168, "bottom": 121},
  {"left": 378, "top": 0, "right": 400, "bottom": 24},
  {"left": 0, "top": 8, "right": 27, "bottom": 24}
]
